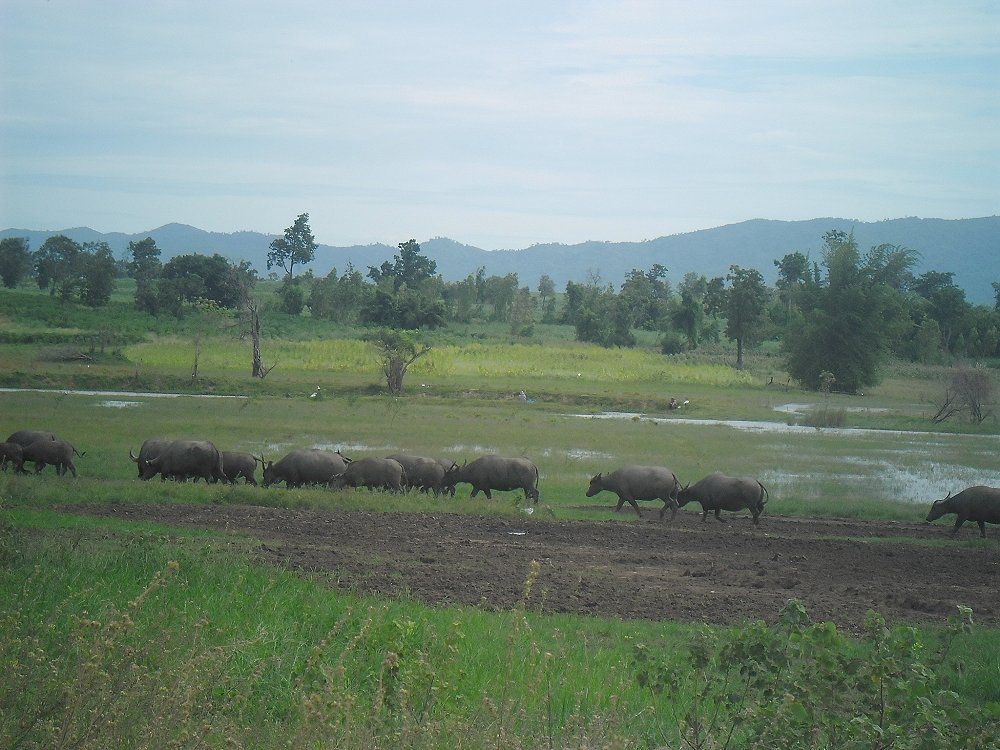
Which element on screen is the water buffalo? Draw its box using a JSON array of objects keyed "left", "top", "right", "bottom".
[
  {"left": 141, "top": 439, "right": 225, "bottom": 483},
  {"left": 926, "top": 486, "right": 1000, "bottom": 538},
  {"left": 330, "top": 457, "right": 405, "bottom": 492},
  {"left": 387, "top": 453, "right": 447, "bottom": 496},
  {"left": 22, "top": 439, "right": 80, "bottom": 477},
  {"left": 129, "top": 437, "right": 173, "bottom": 479},
  {"left": 221, "top": 451, "right": 259, "bottom": 485},
  {"left": 586, "top": 465, "right": 681, "bottom": 519},
  {"left": 6, "top": 429, "right": 59, "bottom": 447},
  {"left": 260, "top": 449, "right": 351, "bottom": 488},
  {"left": 437, "top": 458, "right": 458, "bottom": 496},
  {"left": 0, "top": 442, "right": 26, "bottom": 473},
  {"left": 443, "top": 455, "right": 540, "bottom": 502},
  {"left": 677, "top": 472, "right": 769, "bottom": 525}
]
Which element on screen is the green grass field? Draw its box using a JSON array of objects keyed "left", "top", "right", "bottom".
[{"left": 2, "top": 284, "right": 1000, "bottom": 748}]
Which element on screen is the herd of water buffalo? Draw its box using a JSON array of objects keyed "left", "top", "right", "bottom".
[{"left": 2, "top": 428, "right": 999, "bottom": 540}]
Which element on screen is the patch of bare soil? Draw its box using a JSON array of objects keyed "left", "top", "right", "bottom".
[{"left": 59, "top": 503, "right": 1000, "bottom": 632}]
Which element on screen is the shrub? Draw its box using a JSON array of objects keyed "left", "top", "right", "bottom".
[{"left": 632, "top": 599, "right": 999, "bottom": 749}]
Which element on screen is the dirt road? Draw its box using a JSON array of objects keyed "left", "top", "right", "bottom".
[{"left": 61, "top": 502, "right": 1000, "bottom": 631}]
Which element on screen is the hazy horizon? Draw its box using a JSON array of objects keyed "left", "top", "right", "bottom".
[{"left": 2, "top": 1, "right": 997, "bottom": 250}]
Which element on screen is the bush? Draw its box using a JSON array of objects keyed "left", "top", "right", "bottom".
[{"left": 632, "top": 599, "right": 1000, "bottom": 749}]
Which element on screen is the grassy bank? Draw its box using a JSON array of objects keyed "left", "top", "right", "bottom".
[{"left": 3, "top": 509, "right": 999, "bottom": 749}]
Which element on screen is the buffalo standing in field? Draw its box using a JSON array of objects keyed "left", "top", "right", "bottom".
[
  {"left": 437, "top": 459, "right": 458, "bottom": 496},
  {"left": 587, "top": 465, "right": 681, "bottom": 519},
  {"left": 677, "top": 472, "right": 769, "bottom": 525},
  {"left": 0, "top": 442, "right": 26, "bottom": 473},
  {"left": 6, "top": 429, "right": 59, "bottom": 447},
  {"left": 22, "top": 439, "right": 81, "bottom": 477},
  {"left": 221, "top": 451, "right": 259, "bottom": 485},
  {"left": 140, "top": 439, "right": 225, "bottom": 483},
  {"left": 330, "top": 457, "right": 405, "bottom": 493},
  {"left": 260, "top": 449, "right": 351, "bottom": 488},
  {"left": 387, "top": 454, "right": 448, "bottom": 496},
  {"left": 129, "top": 437, "right": 173, "bottom": 479},
  {"left": 443, "top": 455, "right": 540, "bottom": 502},
  {"left": 926, "top": 486, "right": 1000, "bottom": 538}
]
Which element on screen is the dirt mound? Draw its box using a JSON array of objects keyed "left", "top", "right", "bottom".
[{"left": 60, "top": 503, "right": 1000, "bottom": 631}]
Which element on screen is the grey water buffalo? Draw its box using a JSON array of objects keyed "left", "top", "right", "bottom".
[
  {"left": 260, "top": 449, "right": 351, "bottom": 488},
  {"left": 0, "top": 442, "right": 26, "bottom": 473},
  {"left": 443, "top": 455, "right": 540, "bottom": 502},
  {"left": 587, "top": 465, "right": 681, "bottom": 519},
  {"left": 141, "top": 439, "right": 225, "bottom": 483},
  {"left": 437, "top": 459, "right": 458, "bottom": 496},
  {"left": 677, "top": 472, "right": 769, "bottom": 525},
  {"left": 926, "top": 486, "right": 1000, "bottom": 538},
  {"left": 387, "top": 454, "right": 447, "bottom": 496},
  {"left": 221, "top": 451, "right": 259, "bottom": 485},
  {"left": 6, "top": 429, "right": 59, "bottom": 447},
  {"left": 330, "top": 457, "right": 405, "bottom": 492},
  {"left": 22, "top": 439, "right": 80, "bottom": 477},
  {"left": 129, "top": 437, "right": 173, "bottom": 479}
]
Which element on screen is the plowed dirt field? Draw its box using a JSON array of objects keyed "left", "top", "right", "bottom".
[{"left": 60, "top": 503, "right": 1000, "bottom": 631}]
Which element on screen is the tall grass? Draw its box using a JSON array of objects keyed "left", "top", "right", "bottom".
[{"left": 3, "top": 509, "right": 997, "bottom": 749}]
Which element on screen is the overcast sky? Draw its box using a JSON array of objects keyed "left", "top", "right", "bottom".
[{"left": 1, "top": 1, "right": 997, "bottom": 250}]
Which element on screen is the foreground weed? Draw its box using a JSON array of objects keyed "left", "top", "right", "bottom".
[{"left": 633, "top": 600, "right": 1000, "bottom": 749}]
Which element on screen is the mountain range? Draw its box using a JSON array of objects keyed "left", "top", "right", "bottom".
[{"left": 3, "top": 216, "right": 998, "bottom": 304}]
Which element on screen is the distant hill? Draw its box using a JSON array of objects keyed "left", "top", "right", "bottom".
[{"left": 3, "top": 216, "right": 998, "bottom": 304}]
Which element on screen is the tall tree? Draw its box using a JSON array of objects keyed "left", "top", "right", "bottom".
[
  {"left": 34, "top": 235, "right": 82, "bottom": 299},
  {"left": 78, "top": 242, "right": 117, "bottom": 307},
  {"left": 127, "top": 237, "right": 162, "bottom": 314},
  {"left": 783, "top": 231, "right": 913, "bottom": 393},
  {"left": 267, "top": 213, "right": 316, "bottom": 279},
  {"left": 0, "top": 237, "right": 32, "bottom": 288},
  {"left": 367, "top": 239, "right": 437, "bottom": 291},
  {"left": 912, "top": 271, "right": 972, "bottom": 353},
  {"left": 725, "top": 265, "right": 769, "bottom": 369}
]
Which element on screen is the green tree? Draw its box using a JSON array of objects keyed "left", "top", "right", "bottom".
[
  {"left": 77, "top": 242, "right": 117, "bottom": 307},
  {"left": 34, "top": 235, "right": 82, "bottom": 299},
  {"left": 672, "top": 289, "right": 704, "bottom": 349},
  {"left": 783, "top": 231, "right": 913, "bottom": 393},
  {"left": 912, "top": 271, "right": 972, "bottom": 354},
  {"left": 573, "top": 284, "right": 635, "bottom": 348},
  {"left": 127, "top": 237, "right": 162, "bottom": 314},
  {"left": 725, "top": 265, "right": 769, "bottom": 369},
  {"left": 0, "top": 237, "right": 32, "bottom": 288},
  {"left": 366, "top": 329, "right": 431, "bottom": 395},
  {"left": 309, "top": 265, "right": 373, "bottom": 323},
  {"left": 267, "top": 213, "right": 316, "bottom": 279},
  {"left": 156, "top": 254, "right": 254, "bottom": 316}
]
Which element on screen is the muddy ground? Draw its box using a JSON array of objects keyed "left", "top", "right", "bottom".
[{"left": 60, "top": 502, "right": 1000, "bottom": 632}]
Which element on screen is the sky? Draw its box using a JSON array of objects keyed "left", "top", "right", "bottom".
[{"left": 1, "top": 0, "right": 998, "bottom": 250}]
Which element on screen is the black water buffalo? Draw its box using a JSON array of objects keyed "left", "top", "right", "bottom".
[
  {"left": 260, "top": 449, "right": 351, "bottom": 488},
  {"left": 6, "top": 429, "right": 59, "bottom": 447},
  {"left": 926, "top": 486, "right": 1000, "bottom": 538},
  {"left": 443, "top": 456, "right": 539, "bottom": 502},
  {"left": 387, "top": 454, "right": 447, "bottom": 496},
  {"left": 129, "top": 437, "right": 173, "bottom": 479},
  {"left": 221, "top": 451, "right": 259, "bottom": 485},
  {"left": 22, "top": 439, "right": 80, "bottom": 477},
  {"left": 141, "top": 439, "right": 225, "bottom": 483},
  {"left": 587, "top": 465, "right": 681, "bottom": 519},
  {"left": 330, "top": 457, "right": 405, "bottom": 492},
  {"left": 677, "top": 472, "right": 769, "bottom": 525},
  {"left": 0, "top": 442, "right": 25, "bottom": 473}
]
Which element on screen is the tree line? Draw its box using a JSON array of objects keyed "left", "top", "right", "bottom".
[{"left": 2, "top": 215, "right": 998, "bottom": 396}]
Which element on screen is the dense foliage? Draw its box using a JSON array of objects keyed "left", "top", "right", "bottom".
[{"left": 2, "top": 220, "right": 998, "bottom": 393}]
